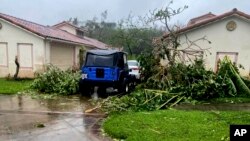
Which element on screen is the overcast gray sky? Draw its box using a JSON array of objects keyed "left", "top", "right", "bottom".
[{"left": 1, "top": 0, "right": 250, "bottom": 26}]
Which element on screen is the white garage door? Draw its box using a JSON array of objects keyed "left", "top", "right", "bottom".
[
  {"left": 50, "top": 43, "right": 75, "bottom": 70},
  {"left": 18, "top": 43, "right": 33, "bottom": 68}
]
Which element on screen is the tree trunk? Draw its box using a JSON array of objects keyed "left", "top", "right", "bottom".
[
  {"left": 14, "top": 56, "right": 20, "bottom": 80},
  {"left": 126, "top": 42, "right": 133, "bottom": 56}
]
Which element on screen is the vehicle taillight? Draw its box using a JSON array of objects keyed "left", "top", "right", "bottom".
[{"left": 132, "top": 68, "right": 139, "bottom": 70}]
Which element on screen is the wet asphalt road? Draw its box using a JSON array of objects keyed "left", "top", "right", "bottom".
[{"left": 0, "top": 95, "right": 108, "bottom": 141}]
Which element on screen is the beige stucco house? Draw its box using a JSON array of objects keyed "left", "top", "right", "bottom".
[
  {"left": 0, "top": 13, "right": 108, "bottom": 78},
  {"left": 163, "top": 8, "right": 250, "bottom": 76}
]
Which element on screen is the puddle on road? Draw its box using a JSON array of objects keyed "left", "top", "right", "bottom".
[
  {"left": 0, "top": 94, "right": 94, "bottom": 112},
  {"left": 0, "top": 94, "right": 105, "bottom": 140}
]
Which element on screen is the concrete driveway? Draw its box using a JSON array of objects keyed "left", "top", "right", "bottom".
[{"left": 0, "top": 95, "right": 109, "bottom": 141}]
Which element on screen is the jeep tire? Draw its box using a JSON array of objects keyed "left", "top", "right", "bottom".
[
  {"left": 79, "top": 83, "right": 91, "bottom": 96},
  {"left": 118, "top": 79, "right": 129, "bottom": 94}
]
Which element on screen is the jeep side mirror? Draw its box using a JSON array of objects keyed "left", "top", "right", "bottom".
[{"left": 129, "top": 69, "right": 132, "bottom": 72}]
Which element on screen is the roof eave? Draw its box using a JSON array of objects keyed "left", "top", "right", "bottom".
[
  {"left": 46, "top": 37, "right": 94, "bottom": 47},
  {"left": 163, "top": 10, "right": 250, "bottom": 38},
  {"left": 0, "top": 16, "right": 45, "bottom": 39},
  {"left": 46, "top": 37, "right": 108, "bottom": 50}
]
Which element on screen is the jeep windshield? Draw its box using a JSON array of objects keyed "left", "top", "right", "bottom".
[{"left": 85, "top": 54, "right": 115, "bottom": 67}]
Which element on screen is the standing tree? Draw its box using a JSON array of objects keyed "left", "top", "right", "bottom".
[
  {"left": 14, "top": 56, "right": 19, "bottom": 80},
  {"left": 110, "top": 14, "right": 163, "bottom": 56},
  {"left": 136, "top": 1, "right": 212, "bottom": 89},
  {"left": 72, "top": 17, "right": 79, "bottom": 26},
  {"left": 148, "top": 1, "right": 210, "bottom": 65}
]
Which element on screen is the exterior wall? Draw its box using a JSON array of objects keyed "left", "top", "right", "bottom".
[
  {"left": 77, "top": 45, "right": 93, "bottom": 69},
  {"left": 44, "top": 40, "right": 51, "bottom": 65},
  {"left": 0, "top": 19, "right": 45, "bottom": 78},
  {"left": 75, "top": 45, "right": 82, "bottom": 68},
  {"left": 55, "top": 24, "right": 76, "bottom": 35},
  {"left": 178, "top": 16, "right": 250, "bottom": 76}
]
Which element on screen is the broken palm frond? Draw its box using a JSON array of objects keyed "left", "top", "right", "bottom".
[
  {"left": 219, "top": 56, "right": 250, "bottom": 96},
  {"left": 144, "top": 89, "right": 168, "bottom": 93},
  {"left": 227, "top": 78, "right": 237, "bottom": 96},
  {"left": 143, "top": 89, "right": 180, "bottom": 106},
  {"left": 229, "top": 64, "right": 250, "bottom": 95},
  {"left": 242, "top": 77, "right": 250, "bottom": 89},
  {"left": 85, "top": 106, "right": 101, "bottom": 113},
  {"left": 142, "top": 92, "right": 162, "bottom": 105},
  {"left": 89, "top": 90, "right": 185, "bottom": 113},
  {"left": 169, "top": 96, "right": 185, "bottom": 108},
  {"left": 157, "top": 94, "right": 179, "bottom": 110}
]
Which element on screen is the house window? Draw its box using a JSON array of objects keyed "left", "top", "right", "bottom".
[
  {"left": 17, "top": 43, "right": 33, "bottom": 68},
  {"left": 76, "top": 30, "right": 84, "bottom": 38},
  {"left": 215, "top": 52, "right": 238, "bottom": 71},
  {"left": 0, "top": 42, "right": 8, "bottom": 67}
]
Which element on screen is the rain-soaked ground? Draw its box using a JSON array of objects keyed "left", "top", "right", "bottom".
[
  {"left": 2, "top": 94, "right": 250, "bottom": 141},
  {"left": 0, "top": 94, "right": 109, "bottom": 141}
]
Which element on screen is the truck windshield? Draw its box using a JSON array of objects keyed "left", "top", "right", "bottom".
[{"left": 85, "top": 54, "right": 115, "bottom": 67}]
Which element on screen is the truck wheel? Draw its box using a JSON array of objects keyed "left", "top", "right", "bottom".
[
  {"left": 125, "top": 83, "right": 129, "bottom": 93},
  {"left": 131, "top": 75, "right": 137, "bottom": 88},
  {"left": 97, "top": 87, "right": 107, "bottom": 97},
  {"left": 79, "top": 83, "right": 91, "bottom": 96},
  {"left": 118, "top": 79, "right": 129, "bottom": 94}
]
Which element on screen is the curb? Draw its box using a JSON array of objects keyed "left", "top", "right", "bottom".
[{"left": 87, "top": 117, "right": 112, "bottom": 141}]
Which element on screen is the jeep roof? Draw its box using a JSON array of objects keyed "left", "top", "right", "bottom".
[{"left": 87, "top": 50, "right": 127, "bottom": 55}]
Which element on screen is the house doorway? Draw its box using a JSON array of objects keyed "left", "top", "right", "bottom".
[{"left": 215, "top": 52, "right": 238, "bottom": 72}]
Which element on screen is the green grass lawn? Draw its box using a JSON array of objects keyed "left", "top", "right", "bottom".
[
  {"left": 0, "top": 78, "right": 33, "bottom": 94},
  {"left": 103, "top": 109, "right": 250, "bottom": 141}
]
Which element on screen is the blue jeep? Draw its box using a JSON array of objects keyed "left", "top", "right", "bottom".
[{"left": 79, "top": 50, "right": 133, "bottom": 95}]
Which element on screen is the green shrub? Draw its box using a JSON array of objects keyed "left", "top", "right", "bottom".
[
  {"left": 30, "top": 65, "right": 81, "bottom": 95},
  {"left": 137, "top": 53, "right": 159, "bottom": 82},
  {"left": 168, "top": 59, "right": 237, "bottom": 100},
  {"left": 143, "top": 59, "right": 236, "bottom": 100}
]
